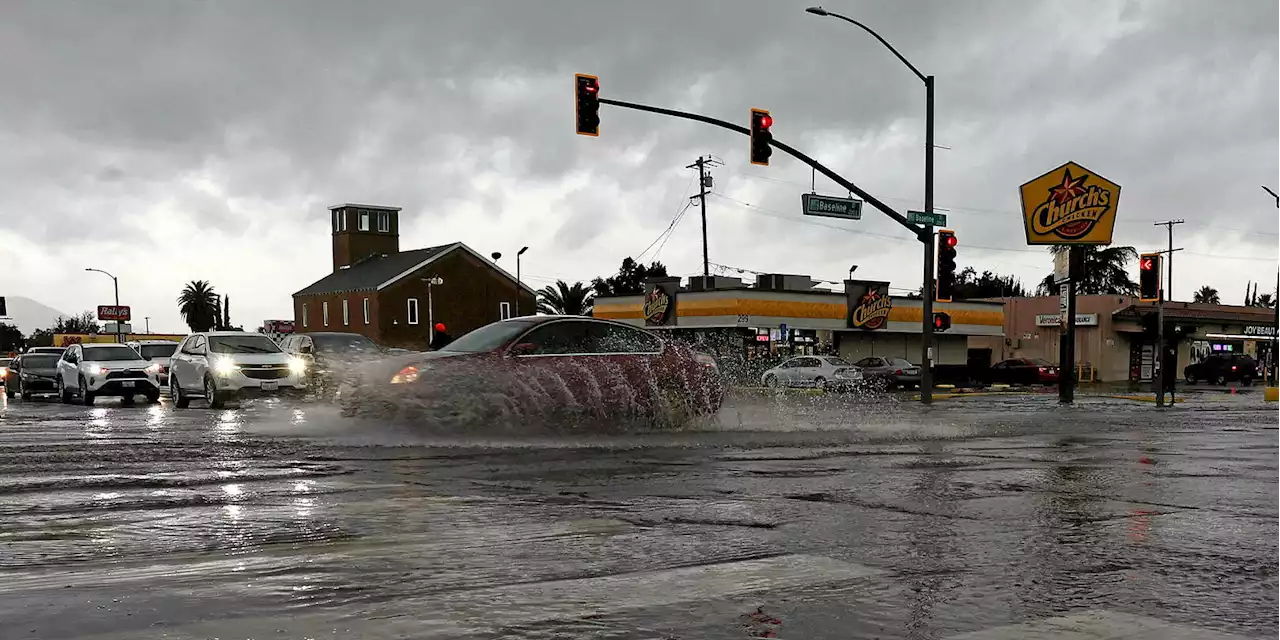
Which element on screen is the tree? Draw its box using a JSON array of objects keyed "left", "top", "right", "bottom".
[
  {"left": 178, "top": 280, "right": 220, "bottom": 332},
  {"left": 953, "top": 267, "right": 1027, "bottom": 300},
  {"left": 591, "top": 257, "right": 668, "bottom": 297},
  {"left": 0, "top": 323, "right": 23, "bottom": 353},
  {"left": 537, "top": 280, "right": 595, "bottom": 316},
  {"left": 1255, "top": 293, "right": 1276, "bottom": 309},
  {"left": 1035, "top": 245, "right": 1139, "bottom": 296},
  {"left": 55, "top": 311, "right": 101, "bottom": 334},
  {"left": 1192, "top": 286, "right": 1220, "bottom": 304}
]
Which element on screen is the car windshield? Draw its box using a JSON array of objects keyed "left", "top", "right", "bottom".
[
  {"left": 138, "top": 344, "right": 177, "bottom": 359},
  {"left": 822, "top": 356, "right": 852, "bottom": 366},
  {"left": 888, "top": 358, "right": 915, "bottom": 367},
  {"left": 441, "top": 320, "right": 539, "bottom": 353},
  {"left": 209, "top": 335, "right": 282, "bottom": 354},
  {"left": 82, "top": 346, "right": 145, "bottom": 362},
  {"left": 20, "top": 355, "right": 59, "bottom": 367},
  {"left": 312, "top": 334, "right": 379, "bottom": 354}
]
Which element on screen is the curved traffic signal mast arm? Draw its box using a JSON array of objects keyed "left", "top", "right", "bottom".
[{"left": 596, "top": 96, "right": 928, "bottom": 243}]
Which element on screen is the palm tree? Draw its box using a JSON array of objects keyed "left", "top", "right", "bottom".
[
  {"left": 1035, "top": 245, "right": 1139, "bottom": 296},
  {"left": 1192, "top": 285, "right": 1220, "bottom": 304},
  {"left": 178, "top": 280, "right": 220, "bottom": 332},
  {"left": 536, "top": 280, "right": 595, "bottom": 316}
]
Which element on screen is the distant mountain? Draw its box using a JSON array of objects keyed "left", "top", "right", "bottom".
[{"left": 0, "top": 296, "right": 71, "bottom": 335}]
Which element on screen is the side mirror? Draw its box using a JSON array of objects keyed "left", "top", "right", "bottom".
[
  {"left": 509, "top": 343, "right": 536, "bottom": 357},
  {"left": 300, "top": 345, "right": 313, "bottom": 355}
]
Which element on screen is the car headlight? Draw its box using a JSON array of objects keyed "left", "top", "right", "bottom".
[
  {"left": 390, "top": 365, "right": 419, "bottom": 384},
  {"left": 88, "top": 364, "right": 106, "bottom": 376},
  {"left": 288, "top": 357, "right": 308, "bottom": 375},
  {"left": 145, "top": 363, "right": 160, "bottom": 374},
  {"left": 213, "top": 359, "right": 239, "bottom": 376}
]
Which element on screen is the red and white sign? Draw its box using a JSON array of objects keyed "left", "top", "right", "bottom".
[
  {"left": 262, "top": 320, "right": 295, "bottom": 334},
  {"left": 97, "top": 305, "right": 131, "bottom": 321}
]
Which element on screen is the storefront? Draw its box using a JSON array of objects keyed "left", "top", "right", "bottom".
[{"left": 594, "top": 275, "right": 1004, "bottom": 382}]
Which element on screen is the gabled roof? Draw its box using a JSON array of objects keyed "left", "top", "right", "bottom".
[{"left": 292, "top": 242, "right": 538, "bottom": 297}]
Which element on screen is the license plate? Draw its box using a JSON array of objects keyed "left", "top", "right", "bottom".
[
  {"left": 122, "top": 381, "right": 135, "bottom": 388},
  {"left": 261, "top": 381, "right": 279, "bottom": 391}
]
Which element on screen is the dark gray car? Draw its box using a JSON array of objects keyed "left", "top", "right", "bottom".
[
  {"left": 8, "top": 353, "right": 61, "bottom": 399},
  {"left": 852, "top": 356, "right": 921, "bottom": 390}
]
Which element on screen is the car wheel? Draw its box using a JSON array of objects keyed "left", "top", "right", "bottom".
[
  {"left": 1213, "top": 374, "right": 1226, "bottom": 386},
  {"left": 204, "top": 375, "right": 224, "bottom": 409},
  {"left": 145, "top": 389, "right": 161, "bottom": 403},
  {"left": 813, "top": 376, "right": 827, "bottom": 390},
  {"left": 4, "top": 385, "right": 13, "bottom": 399},
  {"left": 20, "top": 381, "right": 31, "bottom": 401},
  {"left": 1240, "top": 376, "right": 1253, "bottom": 387},
  {"left": 171, "top": 375, "right": 190, "bottom": 409},
  {"left": 763, "top": 374, "right": 778, "bottom": 389},
  {"left": 1185, "top": 374, "right": 1196, "bottom": 384},
  {"left": 58, "top": 377, "right": 72, "bottom": 403},
  {"left": 80, "top": 376, "right": 95, "bottom": 406}
]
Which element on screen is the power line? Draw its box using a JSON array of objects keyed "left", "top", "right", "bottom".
[{"left": 635, "top": 200, "right": 693, "bottom": 261}]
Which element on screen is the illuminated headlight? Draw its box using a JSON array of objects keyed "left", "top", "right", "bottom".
[
  {"left": 390, "top": 365, "right": 420, "bottom": 384},
  {"left": 213, "top": 359, "right": 239, "bottom": 377},
  {"left": 145, "top": 363, "right": 161, "bottom": 374},
  {"left": 288, "top": 357, "right": 308, "bottom": 375},
  {"left": 88, "top": 364, "right": 106, "bottom": 376},
  {"left": 0, "top": 367, "right": 7, "bottom": 377}
]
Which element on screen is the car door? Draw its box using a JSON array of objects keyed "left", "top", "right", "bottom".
[
  {"left": 775, "top": 358, "right": 804, "bottom": 385},
  {"left": 791, "top": 357, "right": 822, "bottom": 386},
  {"left": 174, "top": 336, "right": 204, "bottom": 390},
  {"left": 58, "top": 345, "right": 79, "bottom": 389},
  {"left": 508, "top": 320, "right": 606, "bottom": 410},
  {"left": 592, "top": 321, "right": 669, "bottom": 413}
]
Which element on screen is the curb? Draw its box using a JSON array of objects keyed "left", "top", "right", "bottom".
[{"left": 1107, "top": 395, "right": 1185, "bottom": 403}]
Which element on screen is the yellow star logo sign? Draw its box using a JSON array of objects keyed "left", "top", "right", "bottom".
[{"left": 1019, "top": 161, "right": 1121, "bottom": 245}]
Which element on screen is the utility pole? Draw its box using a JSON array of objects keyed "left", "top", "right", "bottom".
[
  {"left": 1153, "top": 219, "right": 1184, "bottom": 407},
  {"left": 687, "top": 155, "right": 722, "bottom": 279}
]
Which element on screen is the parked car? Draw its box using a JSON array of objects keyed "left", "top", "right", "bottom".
[
  {"left": 168, "top": 332, "right": 308, "bottom": 409},
  {"left": 986, "top": 358, "right": 1060, "bottom": 385},
  {"left": 126, "top": 340, "right": 179, "bottom": 386},
  {"left": 8, "top": 352, "right": 61, "bottom": 399},
  {"left": 851, "top": 356, "right": 921, "bottom": 390},
  {"left": 1184, "top": 354, "right": 1259, "bottom": 385},
  {"left": 281, "top": 332, "right": 388, "bottom": 395},
  {"left": 337, "top": 316, "right": 724, "bottom": 424},
  {"left": 760, "top": 355, "right": 863, "bottom": 390},
  {"left": 55, "top": 343, "right": 161, "bottom": 405}
]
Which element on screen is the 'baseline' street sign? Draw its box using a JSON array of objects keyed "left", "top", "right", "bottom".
[
  {"left": 907, "top": 210, "right": 947, "bottom": 227},
  {"left": 802, "top": 193, "right": 862, "bottom": 220}
]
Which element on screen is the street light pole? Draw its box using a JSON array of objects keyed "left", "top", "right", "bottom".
[
  {"left": 85, "top": 268, "right": 120, "bottom": 343},
  {"left": 423, "top": 276, "right": 443, "bottom": 344},
  {"left": 516, "top": 246, "right": 529, "bottom": 317},
  {"left": 806, "top": 6, "right": 936, "bottom": 403}
]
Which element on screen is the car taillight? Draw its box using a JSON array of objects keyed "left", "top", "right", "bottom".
[
  {"left": 390, "top": 366, "right": 419, "bottom": 384},
  {"left": 1231, "top": 365, "right": 1237, "bottom": 371},
  {"left": 894, "top": 369, "right": 903, "bottom": 376},
  {"left": 1039, "top": 367, "right": 1048, "bottom": 373}
]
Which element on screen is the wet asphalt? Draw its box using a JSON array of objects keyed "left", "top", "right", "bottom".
[{"left": 0, "top": 390, "right": 1275, "bottom": 639}]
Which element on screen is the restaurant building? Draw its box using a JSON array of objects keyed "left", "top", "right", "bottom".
[
  {"left": 969, "top": 295, "right": 1277, "bottom": 382},
  {"left": 593, "top": 274, "right": 1004, "bottom": 372}
]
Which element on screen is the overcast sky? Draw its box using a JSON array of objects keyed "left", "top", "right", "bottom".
[{"left": 0, "top": 0, "right": 1276, "bottom": 333}]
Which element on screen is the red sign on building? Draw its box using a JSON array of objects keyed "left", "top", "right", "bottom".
[{"left": 97, "top": 305, "right": 131, "bottom": 321}]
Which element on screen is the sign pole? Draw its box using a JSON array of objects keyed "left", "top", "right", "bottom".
[{"left": 1058, "top": 247, "right": 1081, "bottom": 403}]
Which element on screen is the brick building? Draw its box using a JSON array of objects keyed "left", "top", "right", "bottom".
[{"left": 292, "top": 203, "right": 536, "bottom": 349}]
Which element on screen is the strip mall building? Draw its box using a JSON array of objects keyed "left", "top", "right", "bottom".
[{"left": 593, "top": 274, "right": 1004, "bottom": 366}]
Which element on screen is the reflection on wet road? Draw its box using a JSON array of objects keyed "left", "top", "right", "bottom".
[{"left": 0, "top": 393, "right": 1274, "bottom": 639}]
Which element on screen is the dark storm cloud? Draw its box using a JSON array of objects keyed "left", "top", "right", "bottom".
[{"left": 0, "top": 0, "right": 1275, "bottom": 327}]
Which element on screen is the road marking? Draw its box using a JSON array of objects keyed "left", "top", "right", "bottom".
[{"left": 944, "top": 610, "right": 1252, "bottom": 640}]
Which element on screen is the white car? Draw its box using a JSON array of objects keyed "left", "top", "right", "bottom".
[
  {"left": 168, "top": 331, "right": 307, "bottom": 408},
  {"left": 761, "top": 355, "right": 864, "bottom": 390},
  {"left": 55, "top": 343, "right": 162, "bottom": 405},
  {"left": 126, "top": 339, "right": 179, "bottom": 386}
]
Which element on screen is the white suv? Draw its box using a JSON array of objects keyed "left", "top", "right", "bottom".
[
  {"left": 168, "top": 332, "right": 307, "bottom": 408},
  {"left": 56, "top": 343, "right": 161, "bottom": 405}
]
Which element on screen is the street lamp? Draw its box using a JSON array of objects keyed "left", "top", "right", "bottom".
[
  {"left": 806, "top": 5, "right": 938, "bottom": 403},
  {"left": 1263, "top": 185, "right": 1279, "bottom": 207},
  {"left": 422, "top": 276, "right": 443, "bottom": 344},
  {"left": 847, "top": 264, "right": 858, "bottom": 280},
  {"left": 85, "top": 268, "right": 121, "bottom": 343},
  {"left": 516, "top": 246, "right": 529, "bottom": 317}
]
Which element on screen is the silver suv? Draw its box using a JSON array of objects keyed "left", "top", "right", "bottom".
[{"left": 168, "top": 332, "right": 307, "bottom": 408}]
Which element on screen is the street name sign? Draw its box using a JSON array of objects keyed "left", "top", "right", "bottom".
[
  {"left": 907, "top": 210, "right": 947, "bottom": 227},
  {"left": 802, "top": 193, "right": 862, "bottom": 220}
]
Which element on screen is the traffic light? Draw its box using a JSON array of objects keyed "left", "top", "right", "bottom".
[
  {"left": 750, "top": 108, "right": 773, "bottom": 166},
  {"left": 933, "top": 312, "right": 952, "bottom": 332},
  {"left": 935, "top": 229, "right": 957, "bottom": 302},
  {"left": 575, "top": 73, "right": 600, "bottom": 136},
  {"left": 1139, "top": 252, "right": 1161, "bottom": 302}
]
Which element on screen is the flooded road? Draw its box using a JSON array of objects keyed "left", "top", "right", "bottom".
[{"left": 0, "top": 392, "right": 1274, "bottom": 639}]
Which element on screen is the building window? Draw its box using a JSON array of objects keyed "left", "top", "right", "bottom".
[
  {"left": 359, "top": 209, "right": 370, "bottom": 231},
  {"left": 302, "top": 303, "right": 308, "bottom": 328},
  {"left": 378, "top": 211, "right": 390, "bottom": 232},
  {"left": 338, "top": 210, "right": 346, "bottom": 232},
  {"left": 322, "top": 301, "right": 329, "bottom": 326},
  {"left": 363, "top": 297, "right": 370, "bottom": 324},
  {"left": 500, "top": 301, "right": 512, "bottom": 320},
  {"left": 333, "top": 211, "right": 339, "bottom": 233},
  {"left": 342, "top": 299, "right": 349, "bottom": 326},
  {"left": 407, "top": 298, "right": 420, "bottom": 325}
]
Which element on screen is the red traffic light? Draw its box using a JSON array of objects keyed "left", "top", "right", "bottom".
[
  {"left": 759, "top": 114, "right": 773, "bottom": 129},
  {"left": 1140, "top": 257, "right": 1154, "bottom": 270},
  {"left": 943, "top": 234, "right": 957, "bottom": 248}
]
